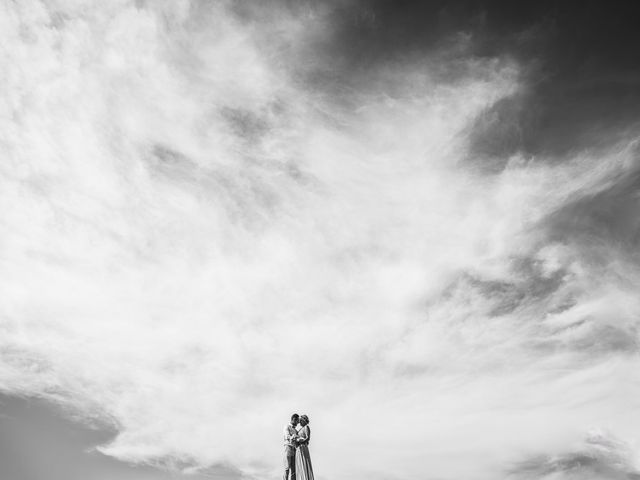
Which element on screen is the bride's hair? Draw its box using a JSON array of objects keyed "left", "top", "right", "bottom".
[{"left": 300, "top": 415, "right": 309, "bottom": 423}]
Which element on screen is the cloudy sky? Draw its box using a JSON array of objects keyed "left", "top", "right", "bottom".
[{"left": 2, "top": 1, "right": 640, "bottom": 479}]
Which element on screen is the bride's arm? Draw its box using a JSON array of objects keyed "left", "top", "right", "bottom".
[{"left": 298, "top": 426, "right": 310, "bottom": 443}]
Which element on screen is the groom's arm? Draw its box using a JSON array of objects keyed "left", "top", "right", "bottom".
[{"left": 284, "top": 425, "right": 296, "bottom": 444}]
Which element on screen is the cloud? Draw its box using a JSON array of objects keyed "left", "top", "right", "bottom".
[
  {"left": 1, "top": 1, "right": 639, "bottom": 479},
  {"left": 508, "top": 431, "right": 640, "bottom": 480}
]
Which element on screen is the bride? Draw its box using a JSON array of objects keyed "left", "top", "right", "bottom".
[{"left": 295, "top": 415, "right": 314, "bottom": 480}]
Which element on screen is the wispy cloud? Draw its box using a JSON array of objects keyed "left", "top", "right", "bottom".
[{"left": 1, "top": 1, "right": 638, "bottom": 479}]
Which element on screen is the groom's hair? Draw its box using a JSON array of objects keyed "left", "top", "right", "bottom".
[{"left": 291, "top": 413, "right": 299, "bottom": 421}]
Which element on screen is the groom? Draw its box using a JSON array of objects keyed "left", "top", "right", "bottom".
[{"left": 283, "top": 413, "right": 299, "bottom": 480}]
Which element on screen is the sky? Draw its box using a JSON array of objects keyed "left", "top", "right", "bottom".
[{"left": 1, "top": 1, "right": 640, "bottom": 479}]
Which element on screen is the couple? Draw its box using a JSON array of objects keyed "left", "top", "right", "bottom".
[{"left": 283, "top": 413, "right": 314, "bottom": 480}]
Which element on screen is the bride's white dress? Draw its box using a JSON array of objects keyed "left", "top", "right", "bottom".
[{"left": 295, "top": 425, "right": 314, "bottom": 480}]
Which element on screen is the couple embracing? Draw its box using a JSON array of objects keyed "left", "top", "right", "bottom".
[{"left": 283, "top": 413, "right": 314, "bottom": 480}]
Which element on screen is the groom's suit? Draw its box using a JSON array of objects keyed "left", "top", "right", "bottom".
[{"left": 283, "top": 422, "right": 298, "bottom": 480}]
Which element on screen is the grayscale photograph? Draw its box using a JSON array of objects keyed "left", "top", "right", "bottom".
[{"left": 1, "top": 1, "right": 639, "bottom": 479}]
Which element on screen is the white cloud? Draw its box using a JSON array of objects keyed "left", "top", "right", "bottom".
[{"left": 1, "top": 1, "right": 638, "bottom": 479}]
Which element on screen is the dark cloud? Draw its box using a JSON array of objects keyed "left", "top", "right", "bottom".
[
  {"left": 508, "top": 433, "right": 640, "bottom": 479},
  {"left": 286, "top": 0, "right": 640, "bottom": 157},
  {"left": 543, "top": 158, "right": 640, "bottom": 257},
  {"left": 0, "top": 395, "right": 240, "bottom": 480},
  {"left": 444, "top": 264, "right": 566, "bottom": 318}
]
